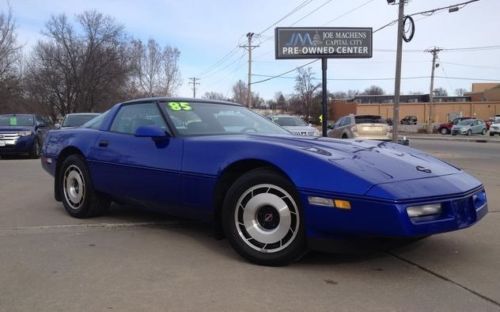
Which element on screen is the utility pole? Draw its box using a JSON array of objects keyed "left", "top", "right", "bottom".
[
  {"left": 240, "top": 32, "right": 259, "bottom": 108},
  {"left": 391, "top": 0, "right": 405, "bottom": 142},
  {"left": 188, "top": 77, "right": 200, "bottom": 98},
  {"left": 426, "top": 47, "right": 441, "bottom": 133}
]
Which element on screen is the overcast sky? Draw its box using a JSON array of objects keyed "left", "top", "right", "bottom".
[{"left": 4, "top": 0, "right": 500, "bottom": 100}]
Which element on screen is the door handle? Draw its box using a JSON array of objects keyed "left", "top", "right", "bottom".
[{"left": 98, "top": 140, "right": 109, "bottom": 147}]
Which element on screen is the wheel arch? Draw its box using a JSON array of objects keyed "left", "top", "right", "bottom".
[
  {"left": 212, "top": 159, "right": 294, "bottom": 238},
  {"left": 54, "top": 146, "right": 85, "bottom": 201}
]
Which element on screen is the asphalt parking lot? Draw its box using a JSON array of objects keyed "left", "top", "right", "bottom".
[{"left": 1, "top": 139, "right": 499, "bottom": 312}]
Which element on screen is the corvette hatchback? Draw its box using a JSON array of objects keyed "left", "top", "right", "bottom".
[{"left": 41, "top": 98, "right": 487, "bottom": 265}]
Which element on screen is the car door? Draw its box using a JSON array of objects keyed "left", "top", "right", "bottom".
[
  {"left": 88, "top": 102, "right": 183, "bottom": 213},
  {"left": 329, "top": 117, "right": 345, "bottom": 138}
]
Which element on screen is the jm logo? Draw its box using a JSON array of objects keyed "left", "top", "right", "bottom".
[{"left": 285, "top": 32, "right": 314, "bottom": 46}]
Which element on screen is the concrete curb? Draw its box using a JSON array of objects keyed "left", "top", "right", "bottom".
[{"left": 404, "top": 135, "right": 500, "bottom": 144}]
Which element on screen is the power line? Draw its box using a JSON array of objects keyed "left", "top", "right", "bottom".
[
  {"left": 251, "top": 60, "right": 319, "bottom": 84},
  {"left": 374, "top": 0, "right": 480, "bottom": 33},
  {"left": 251, "top": 73, "right": 500, "bottom": 82},
  {"left": 290, "top": 0, "right": 334, "bottom": 26},
  {"left": 321, "top": 0, "right": 376, "bottom": 26},
  {"left": 257, "top": 0, "right": 314, "bottom": 35}
]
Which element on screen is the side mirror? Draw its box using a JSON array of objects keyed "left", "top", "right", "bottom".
[{"left": 134, "top": 125, "right": 169, "bottom": 139}]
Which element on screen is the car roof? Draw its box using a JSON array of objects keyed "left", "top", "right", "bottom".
[{"left": 120, "top": 97, "right": 241, "bottom": 107}]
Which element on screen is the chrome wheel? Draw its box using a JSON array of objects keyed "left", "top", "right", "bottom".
[
  {"left": 234, "top": 184, "right": 300, "bottom": 254},
  {"left": 63, "top": 165, "right": 86, "bottom": 210}
]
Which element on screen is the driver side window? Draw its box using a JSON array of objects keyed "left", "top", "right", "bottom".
[{"left": 110, "top": 103, "right": 167, "bottom": 135}]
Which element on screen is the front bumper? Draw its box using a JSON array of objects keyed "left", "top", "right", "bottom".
[
  {"left": 0, "top": 134, "right": 36, "bottom": 155},
  {"left": 301, "top": 187, "right": 487, "bottom": 252}
]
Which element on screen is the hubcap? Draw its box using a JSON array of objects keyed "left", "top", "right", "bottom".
[
  {"left": 234, "top": 184, "right": 299, "bottom": 253},
  {"left": 63, "top": 165, "right": 86, "bottom": 210}
]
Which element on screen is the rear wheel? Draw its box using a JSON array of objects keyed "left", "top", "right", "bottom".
[
  {"left": 222, "top": 168, "right": 306, "bottom": 266},
  {"left": 59, "top": 154, "right": 110, "bottom": 218},
  {"left": 481, "top": 129, "right": 486, "bottom": 135},
  {"left": 467, "top": 129, "right": 472, "bottom": 136},
  {"left": 490, "top": 132, "right": 494, "bottom": 136},
  {"left": 440, "top": 128, "right": 448, "bottom": 135}
]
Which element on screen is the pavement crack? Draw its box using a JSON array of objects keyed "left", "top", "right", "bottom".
[{"left": 387, "top": 251, "right": 500, "bottom": 308}]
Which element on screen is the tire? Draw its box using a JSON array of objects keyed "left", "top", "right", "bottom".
[
  {"left": 440, "top": 128, "right": 449, "bottom": 135},
  {"left": 30, "top": 138, "right": 41, "bottom": 159},
  {"left": 481, "top": 129, "right": 486, "bottom": 135},
  {"left": 59, "top": 154, "right": 110, "bottom": 218},
  {"left": 342, "top": 133, "right": 348, "bottom": 139},
  {"left": 222, "top": 168, "right": 306, "bottom": 266},
  {"left": 490, "top": 132, "right": 494, "bottom": 136},
  {"left": 467, "top": 130, "right": 472, "bottom": 136}
]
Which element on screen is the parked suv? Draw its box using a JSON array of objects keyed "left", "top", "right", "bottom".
[
  {"left": 437, "top": 117, "right": 475, "bottom": 135},
  {"left": 400, "top": 115, "right": 417, "bottom": 125},
  {"left": 0, "top": 114, "right": 50, "bottom": 158}
]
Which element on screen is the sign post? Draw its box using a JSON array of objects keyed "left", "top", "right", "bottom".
[{"left": 275, "top": 27, "right": 373, "bottom": 136}]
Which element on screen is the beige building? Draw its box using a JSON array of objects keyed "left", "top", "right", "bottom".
[{"left": 328, "top": 83, "right": 500, "bottom": 124}]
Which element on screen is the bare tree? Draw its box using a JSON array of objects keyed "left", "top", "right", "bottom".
[
  {"left": 433, "top": 87, "right": 448, "bottom": 96},
  {"left": 362, "top": 85, "right": 385, "bottom": 95},
  {"left": 455, "top": 88, "right": 467, "bottom": 96},
  {"left": 294, "top": 67, "right": 320, "bottom": 120},
  {"left": 202, "top": 91, "right": 226, "bottom": 101},
  {"left": 0, "top": 5, "right": 19, "bottom": 79},
  {"left": 24, "top": 11, "right": 132, "bottom": 120},
  {"left": 0, "top": 5, "right": 23, "bottom": 113},
  {"left": 130, "top": 38, "right": 181, "bottom": 97},
  {"left": 232, "top": 80, "right": 248, "bottom": 105}
]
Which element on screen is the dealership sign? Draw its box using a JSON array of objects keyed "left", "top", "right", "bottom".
[{"left": 275, "top": 27, "right": 372, "bottom": 59}]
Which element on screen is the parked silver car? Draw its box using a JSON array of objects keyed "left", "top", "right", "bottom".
[
  {"left": 270, "top": 115, "right": 320, "bottom": 136},
  {"left": 328, "top": 114, "right": 409, "bottom": 145},
  {"left": 451, "top": 119, "right": 486, "bottom": 136},
  {"left": 489, "top": 121, "right": 500, "bottom": 136}
]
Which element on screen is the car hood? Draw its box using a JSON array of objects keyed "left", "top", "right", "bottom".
[
  {"left": 0, "top": 126, "right": 33, "bottom": 132},
  {"left": 248, "top": 134, "right": 461, "bottom": 185}
]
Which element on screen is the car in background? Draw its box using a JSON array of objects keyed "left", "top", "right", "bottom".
[
  {"left": 41, "top": 98, "right": 487, "bottom": 266},
  {"left": 451, "top": 119, "right": 487, "bottom": 136},
  {"left": 489, "top": 120, "right": 500, "bottom": 136},
  {"left": 0, "top": 114, "right": 50, "bottom": 158},
  {"left": 270, "top": 115, "right": 320, "bottom": 136},
  {"left": 328, "top": 114, "right": 409, "bottom": 145},
  {"left": 437, "top": 117, "right": 475, "bottom": 135},
  {"left": 57, "top": 113, "right": 100, "bottom": 129},
  {"left": 400, "top": 115, "right": 417, "bottom": 125}
]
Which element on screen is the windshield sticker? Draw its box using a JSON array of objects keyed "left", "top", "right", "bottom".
[
  {"left": 167, "top": 102, "right": 192, "bottom": 111},
  {"left": 9, "top": 117, "right": 17, "bottom": 126}
]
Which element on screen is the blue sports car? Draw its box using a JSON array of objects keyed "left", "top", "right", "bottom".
[{"left": 41, "top": 98, "right": 488, "bottom": 265}]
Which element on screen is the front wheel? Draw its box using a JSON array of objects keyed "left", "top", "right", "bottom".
[
  {"left": 440, "top": 128, "right": 449, "bottom": 135},
  {"left": 59, "top": 154, "right": 110, "bottom": 218},
  {"left": 222, "top": 168, "right": 306, "bottom": 266},
  {"left": 30, "top": 138, "right": 41, "bottom": 159},
  {"left": 482, "top": 129, "right": 486, "bottom": 135},
  {"left": 467, "top": 130, "right": 472, "bottom": 136}
]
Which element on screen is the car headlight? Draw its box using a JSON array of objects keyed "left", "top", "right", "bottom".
[
  {"left": 406, "top": 203, "right": 442, "bottom": 218},
  {"left": 18, "top": 131, "right": 33, "bottom": 136}
]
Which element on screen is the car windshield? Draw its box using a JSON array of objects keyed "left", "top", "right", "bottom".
[
  {"left": 162, "top": 101, "right": 290, "bottom": 136},
  {"left": 458, "top": 120, "right": 474, "bottom": 126},
  {"left": 0, "top": 114, "right": 35, "bottom": 127},
  {"left": 62, "top": 114, "right": 100, "bottom": 127},
  {"left": 272, "top": 116, "right": 307, "bottom": 127},
  {"left": 355, "top": 115, "right": 386, "bottom": 124}
]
